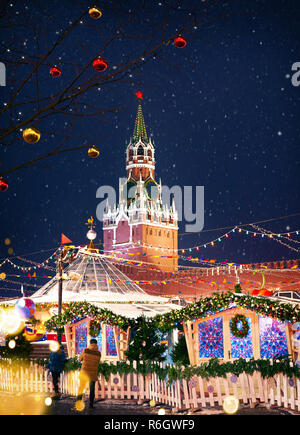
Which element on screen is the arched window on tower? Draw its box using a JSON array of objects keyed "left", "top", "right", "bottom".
[
  {"left": 129, "top": 149, "right": 133, "bottom": 159},
  {"left": 137, "top": 145, "right": 144, "bottom": 156},
  {"left": 147, "top": 149, "right": 152, "bottom": 158}
]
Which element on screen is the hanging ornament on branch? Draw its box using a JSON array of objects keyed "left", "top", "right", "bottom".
[
  {"left": 50, "top": 65, "right": 61, "bottom": 78},
  {"left": 23, "top": 126, "right": 41, "bottom": 144},
  {"left": 0, "top": 177, "right": 8, "bottom": 191},
  {"left": 93, "top": 57, "right": 108, "bottom": 72},
  {"left": 174, "top": 36, "right": 187, "bottom": 48},
  {"left": 88, "top": 145, "right": 100, "bottom": 158},
  {"left": 89, "top": 6, "right": 102, "bottom": 19}
]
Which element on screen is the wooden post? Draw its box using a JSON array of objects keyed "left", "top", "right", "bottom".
[{"left": 183, "top": 321, "right": 196, "bottom": 365}]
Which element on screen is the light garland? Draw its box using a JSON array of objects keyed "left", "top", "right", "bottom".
[
  {"left": 3, "top": 272, "right": 299, "bottom": 288},
  {"left": 0, "top": 250, "right": 58, "bottom": 272},
  {"left": 101, "top": 225, "right": 300, "bottom": 254},
  {"left": 250, "top": 224, "right": 300, "bottom": 252}
]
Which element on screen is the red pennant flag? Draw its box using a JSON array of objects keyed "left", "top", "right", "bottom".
[{"left": 61, "top": 233, "right": 72, "bottom": 245}]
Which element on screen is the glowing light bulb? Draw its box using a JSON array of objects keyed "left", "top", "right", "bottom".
[{"left": 86, "top": 229, "right": 97, "bottom": 240}]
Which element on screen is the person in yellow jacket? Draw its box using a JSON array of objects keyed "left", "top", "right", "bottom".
[{"left": 75, "top": 338, "right": 101, "bottom": 409}]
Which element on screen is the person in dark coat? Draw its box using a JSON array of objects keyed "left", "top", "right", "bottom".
[{"left": 47, "top": 344, "right": 67, "bottom": 398}]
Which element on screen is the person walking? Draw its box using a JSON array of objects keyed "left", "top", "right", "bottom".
[
  {"left": 47, "top": 344, "right": 67, "bottom": 399},
  {"left": 76, "top": 338, "right": 101, "bottom": 410}
]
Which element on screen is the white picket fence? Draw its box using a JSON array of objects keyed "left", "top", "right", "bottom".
[{"left": 0, "top": 359, "right": 299, "bottom": 411}]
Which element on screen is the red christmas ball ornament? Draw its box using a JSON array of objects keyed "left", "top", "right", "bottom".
[
  {"left": 174, "top": 36, "right": 187, "bottom": 48},
  {"left": 93, "top": 57, "right": 108, "bottom": 72},
  {"left": 50, "top": 65, "right": 61, "bottom": 77},
  {"left": 0, "top": 177, "right": 8, "bottom": 191}
]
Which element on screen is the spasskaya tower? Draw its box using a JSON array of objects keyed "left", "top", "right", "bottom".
[{"left": 103, "top": 92, "right": 178, "bottom": 272}]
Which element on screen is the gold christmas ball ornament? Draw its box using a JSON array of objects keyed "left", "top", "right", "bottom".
[
  {"left": 149, "top": 400, "right": 156, "bottom": 407},
  {"left": 89, "top": 6, "right": 102, "bottom": 19},
  {"left": 88, "top": 145, "right": 100, "bottom": 158},
  {"left": 23, "top": 126, "right": 41, "bottom": 144}
]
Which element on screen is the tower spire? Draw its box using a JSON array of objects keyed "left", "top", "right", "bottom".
[{"left": 133, "top": 91, "right": 148, "bottom": 142}]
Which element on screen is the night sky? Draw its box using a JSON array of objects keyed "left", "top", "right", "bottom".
[{"left": 0, "top": 0, "right": 300, "bottom": 296}]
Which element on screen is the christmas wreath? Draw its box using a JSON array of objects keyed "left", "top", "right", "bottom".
[
  {"left": 230, "top": 314, "right": 249, "bottom": 338},
  {"left": 89, "top": 319, "right": 101, "bottom": 337}
]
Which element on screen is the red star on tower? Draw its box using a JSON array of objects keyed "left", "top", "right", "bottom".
[{"left": 135, "top": 90, "right": 143, "bottom": 99}]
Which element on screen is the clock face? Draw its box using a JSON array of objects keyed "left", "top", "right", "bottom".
[
  {"left": 125, "top": 180, "right": 137, "bottom": 201},
  {"left": 146, "top": 179, "right": 158, "bottom": 200}
]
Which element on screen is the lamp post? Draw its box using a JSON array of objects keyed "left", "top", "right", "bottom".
[
  {"left": 57, "top": 248, "right": 63, "bottom": 344},
  {"left": 85, "top": 216, "right": 97, "bottom": 252}
]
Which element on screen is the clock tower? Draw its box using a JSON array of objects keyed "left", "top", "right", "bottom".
[{"left": 103, "top": 92, "right": 178, "bottom": 272}]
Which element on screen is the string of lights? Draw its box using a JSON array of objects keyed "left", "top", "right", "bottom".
[
  {"left": 250, "top": 224, "right": 300, "bottom": 252},
  {"left": 177, "top": 211, "right": 300, "bottom": 236},
  {"left": 101, "top": 225, "right": 300, "bottom": 254},
  {"left": 0, "top": 249, "right": 58, "bottom": 272},
  {"left": 0, "top": 220, "right": 299, "bottom": 274}
]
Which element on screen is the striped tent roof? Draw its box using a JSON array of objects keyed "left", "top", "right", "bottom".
[{"left": 1, "top": 251, "right": 182, "bottom": 318}]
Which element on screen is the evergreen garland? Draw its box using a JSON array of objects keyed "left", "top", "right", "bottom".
[
  {"left": 37, "top": 356, "right": 299, "bottom": 383},
  {"left": 44, "top": 292, "right": 300, "bottom": 334}
]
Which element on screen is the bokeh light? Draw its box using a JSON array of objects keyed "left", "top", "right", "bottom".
[
  {"left": 0, "top": 307, "right": 24, "bottom": 335},
  {"left": 8, "top": 339, "right": 16, "bottom": 349},
  {"left": 44, "top": 397, "right": 52, "bottom": 407},
  {"left": 222, "top": 395, "right": 239, "bottom": 415},
  {"left": 49, "top": 340, "right": 60, "bottom": 352},
  {"left": 75, "top": 400, "right": 85, "bottom": 412}
]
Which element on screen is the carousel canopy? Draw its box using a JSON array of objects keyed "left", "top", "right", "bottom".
[{"left": 1, "top": 251, "right": 182, "bottom": 319}]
